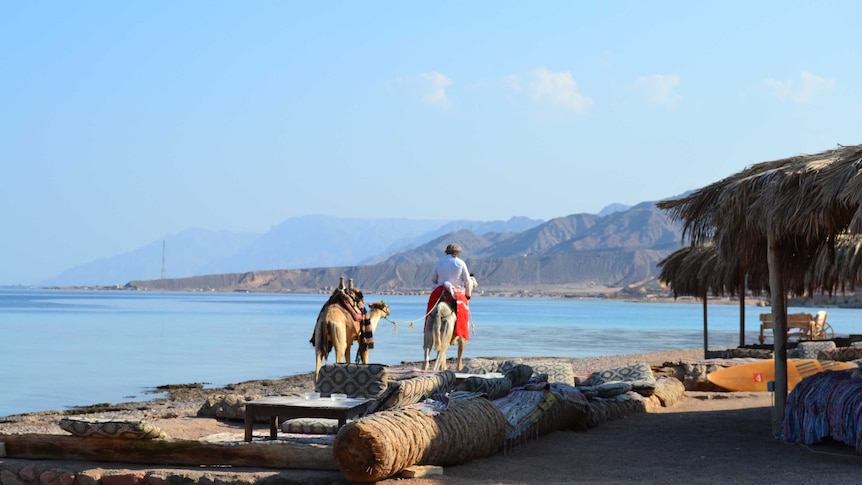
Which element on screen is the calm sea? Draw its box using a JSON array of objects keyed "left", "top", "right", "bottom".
[{"left": 3, "top": 288, "right": 862, "bottom": 417}]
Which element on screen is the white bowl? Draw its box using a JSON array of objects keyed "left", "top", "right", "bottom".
[
  {"left": 330, "top": 393, "right": 347, "bottom": 401},
  {"left": 304, "top": 392, "right": 320, "bottom": 400}
]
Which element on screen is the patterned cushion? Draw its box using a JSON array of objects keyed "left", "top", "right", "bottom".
[
  {"left": 59, "top": 418, "right": 168, "bottom": 440},
  {"left": 455, "top": 376, "right": 512, "bottom": 399},
  {"left": 585, "top": 363, "right": 656, "bottom": 386},
  {"left": 376, "top": 370, "right": 456, "bottom": 411},
  {"left": 282, "top": 417, "right": 339, "bottom": 435},
  {"left": 315, "top": 363, "right": 389, "bottom": 398},
  {"left": 460, "top": 358, "right": 524, "bottom": 374},
  {"left": 818, "top": 347, "right": 862, "bottom": 362},
  {"left": 196, "top": 393, "right": 263, "bottom": 420},
  {"left": 720, "top": 348, "right": 773, "bottom": 359},
  {"left": 529, "top": 361, "right": 575, "bottom": 386},
  {"left": 796, "top": 341, "right": 836, "bottom": 359}
]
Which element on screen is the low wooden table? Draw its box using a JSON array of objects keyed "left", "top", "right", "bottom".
[{"left": 243, "top": 395, "right": 372, "bottom": 442}]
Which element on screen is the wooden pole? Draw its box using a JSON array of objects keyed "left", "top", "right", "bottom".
[
  {"left": 767, "top": 231, "right": 788, "bottom": 435},
  {"left": 702, "top": 289, "right": 709, "bottom": 359},
  {"left": 739, "top": 264, "right": 746, "bottom": 347}
]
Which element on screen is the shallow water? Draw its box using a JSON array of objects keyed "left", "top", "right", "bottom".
[{"left": 2, "top": 288, "right": 862, "bottom": 416}]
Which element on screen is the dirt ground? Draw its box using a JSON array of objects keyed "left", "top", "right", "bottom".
[{"left": 4, "top": 351, "right": 862, "bottom": 484}]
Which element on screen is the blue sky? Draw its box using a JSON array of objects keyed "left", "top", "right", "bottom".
[{"left": 2, "top": 1, "right": 861, "bottom": 285}]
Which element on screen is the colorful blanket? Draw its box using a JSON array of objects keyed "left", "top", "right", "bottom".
[
  {"left": 493, "top": 382, "right": 589, "bottom": 442},
  {"left": 782, "top": 368, "right": 862, "bottom": 453}
]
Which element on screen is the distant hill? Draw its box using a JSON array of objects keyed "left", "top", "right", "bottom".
[
  {"left": 40, "top": 229, "right": 259, "bottom": 287},
  {"left": 40, "top": 215, "right": 544, "bottom": 287},
  {"left": 127, "top": 202, "right": 683, "bottom": 295}
]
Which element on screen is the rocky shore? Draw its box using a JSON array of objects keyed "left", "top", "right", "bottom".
[
  {"left": 5, "top": 348, "right": 862, "bottom": 485},
  {"left": 0, "top": 349, "right": 705, "bottom": 437}
]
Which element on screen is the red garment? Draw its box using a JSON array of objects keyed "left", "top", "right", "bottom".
[{"left": 425, "top": 285, "right": 470, "bottom": 341}]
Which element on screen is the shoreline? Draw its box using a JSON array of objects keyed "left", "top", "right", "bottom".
[{"left": 1, "top": 348, "right": 707, "bottom": 431}]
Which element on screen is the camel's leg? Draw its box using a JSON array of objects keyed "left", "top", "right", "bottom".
[
  {"left": 435, "top": 306, "right": 456, "bottom": 371},
  {"left": 358, "top": 347, "right": 369, "bottom": 364},
  {"left": 434, "top": 340, "right": 449, "bottom": 371},
  {"left": 423, "top": 306, "right": 438, "bottom": 370},
  {"left": 456, "top": 338, "right": 466, "bottom": 371},
  {"left": 329, "top": 321, "right": 348, "bottom": 364}
]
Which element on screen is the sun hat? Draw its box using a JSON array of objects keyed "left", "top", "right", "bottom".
[{"left": 445, "top": 244, "right": 462, "bottom": 255}]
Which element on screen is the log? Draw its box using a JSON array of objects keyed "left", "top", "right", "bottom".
[{"left": 0, "top": 434, "right": 336, "bottom": 470}]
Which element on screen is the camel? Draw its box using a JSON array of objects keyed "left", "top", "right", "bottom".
[
  {"left": 312, "top": 295, "right": 391, "bottom": 381},
  {"left": 423, "top": 275, "right": 478, "bottom": 371}
]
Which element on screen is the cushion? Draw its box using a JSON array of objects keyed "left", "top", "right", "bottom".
[
  {"left": 455, "top": 376, "right": 512, "bottom": 399},
  {"left": 282, "top": 417, "right": 339, "bottom": 435},
  {"left": 796, "top": 341, "right": 836, "bottom": 359},
  {"left": 196, "top": 393, "right": 262, "bottom": 420},
  {"left": 720, "top": 348, "right": 773, "bottom": 359},
  {"left": 460, "top": 358, "right": 524, "bottom": 374},
  {"left": 584, "top": 362, "right": 655, "bottom": 386},
  {"left": 528, "top": 361, "right": 575, "bottom": 386},
  {"left": 375, "top": 370, "right": 456, "bottom": 411},
  {"left": 59, "top": 417, "right": 168, "bottom": 440},
  {"left": 818, "top": 347, "right": 862, "bottom": 362},
  {"left": 315, "top": 363, "right": 389, "bottom": 398},
  {"left": 578, "top": 382, "right": 632, "bottom": 399}
]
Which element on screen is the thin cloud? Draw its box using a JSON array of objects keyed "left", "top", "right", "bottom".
[
  {"left": 764, "top": 71, "right": 834, "bottom": 104},
  {"left": 634, "top": 74, "right": 681, "bottom": 106},
  {"left": 388, "top": 71, "right": 453, "bottom": 108},
  {"left": 506, "top": 68, "right": 592, "bottom": 113}
]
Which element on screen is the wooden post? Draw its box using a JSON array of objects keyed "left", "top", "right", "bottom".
[
  {"left": 767, "top": 231, "right": 788, "bottom": 435},
  {"left": 702, "top": 289, "right": 709, "bottom": 359},
  {"left": 339, "top": 276, "right": 345, "bottom": 289},
  {"left": 739, "top": 264, "right": 746, "bottom": 347}
]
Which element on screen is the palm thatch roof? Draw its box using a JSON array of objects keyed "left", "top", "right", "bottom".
[
  {"left": 656, "top": 143, "right": 862, "bottom": 433},
  {"left": 657, "top": 243, "right": 770, "bottom": 299},
  {"left": 658, "top": 144, "right": 862, "bottom": 297}
]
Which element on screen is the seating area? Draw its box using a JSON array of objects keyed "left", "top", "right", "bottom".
[{"left": 758, "top": 310, "right": 832, "bottom": 344}]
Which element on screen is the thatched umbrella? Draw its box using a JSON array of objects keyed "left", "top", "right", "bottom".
[
  {"left": 657, "top": 143, "right": 862, "bottom": 433},
  {"left": 658, "top": 244, "right": 771, "bottom": 355}
]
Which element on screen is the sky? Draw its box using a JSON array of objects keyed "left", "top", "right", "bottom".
[{"left": 2, "top": 1, "right": 862, "bottom": 285}]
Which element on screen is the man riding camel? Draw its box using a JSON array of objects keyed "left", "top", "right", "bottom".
[{"left": 426, "top": 243, "right": 473, "bottom": 344}]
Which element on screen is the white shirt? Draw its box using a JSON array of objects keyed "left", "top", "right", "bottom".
[{"left": 431, "top": 255, "right": 472, "bottom": 298}]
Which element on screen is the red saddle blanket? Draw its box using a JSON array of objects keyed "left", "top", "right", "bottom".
[{"left": 425, "top": 285, "right": 470, "bottom": 341}]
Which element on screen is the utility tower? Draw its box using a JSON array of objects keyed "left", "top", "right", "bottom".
[{"left": 161, "top": 240, "right": 166, "bottom": 280}]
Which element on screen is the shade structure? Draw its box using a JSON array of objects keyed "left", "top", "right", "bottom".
[{"left": 657, "top": 143, "right": 862, "bottom": 433}]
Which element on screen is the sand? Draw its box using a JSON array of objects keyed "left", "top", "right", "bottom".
[{"left": 3, "top": 349, "right": 862, "bottom": 484}]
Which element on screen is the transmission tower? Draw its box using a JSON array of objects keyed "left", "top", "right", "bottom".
[{"left": 161, "top": 240, "right": 166, "bottom": 280}]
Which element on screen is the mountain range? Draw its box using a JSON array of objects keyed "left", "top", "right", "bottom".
[{"left": 111, "top": 201, "right": 684, "bottom": 296}]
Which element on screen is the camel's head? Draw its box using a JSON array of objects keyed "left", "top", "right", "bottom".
[{"left": 369, "top": 301, "right": 390, "bottom": 317}]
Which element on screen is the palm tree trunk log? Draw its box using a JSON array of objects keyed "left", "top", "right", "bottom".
[{"left": 333, "top": 397, "right": 505, "bottom": 482}]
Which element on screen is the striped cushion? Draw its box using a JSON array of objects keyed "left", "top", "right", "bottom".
[{"left": 376, "top": 370, "right": 456, "bottom": 411}]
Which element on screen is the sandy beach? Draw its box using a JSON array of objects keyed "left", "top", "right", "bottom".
[{"left": 3, "top": 349, "right": 862, "bottom": 484}]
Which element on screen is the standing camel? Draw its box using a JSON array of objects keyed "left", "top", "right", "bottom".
[
  {"left": 423, "top": 300, "right": 466, "bottom": 371},
  {"left": 423, "top": 275, "right": 477, "bottom": 371},
  {"left": 312, "top": 299, "right": 391, "bottom": 381}
]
